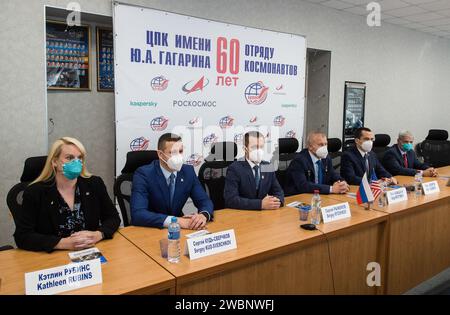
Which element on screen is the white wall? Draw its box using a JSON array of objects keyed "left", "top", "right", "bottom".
[{"left": 1, "top": 0, "right": 449, "bottom": 246}]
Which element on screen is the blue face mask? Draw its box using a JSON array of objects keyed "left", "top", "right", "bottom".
[
  {"left": 402, "top": 143, "right": 413, "bottom": 152},
  {"left": 62, "top": 159, "right": 83, "bottom": 180}
]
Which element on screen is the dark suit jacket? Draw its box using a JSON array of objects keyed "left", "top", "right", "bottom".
[
  {"left": 131, "top": 160, "right": 214, "bottom": 228},
  {"left": 382, "top": 145, "right": 430, "bottom": 176},
  {"left": 340, "top": 146, "right": 392, "bottom": 185},
  {"left": 285, "top": 149, "right": 342, "bottom": 196},
  {"left": 14, "top": 176, "right": 121, "bottom": 252},
  {"left": 223, "top": 160, "right": 284, "bottom": 210}
]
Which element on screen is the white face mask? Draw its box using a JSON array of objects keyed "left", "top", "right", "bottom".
[
  {"left": 360, "top": 140, "right": 373, "bottom": 153},
  {"left": 248, "top": 148, "right": 264, "bottom": 164},
  {"left": 162, "top": 153, "right": 184, "bottom": 172},
  {"left": 315, "top": 145, "right": 328, "bottom": 159}
]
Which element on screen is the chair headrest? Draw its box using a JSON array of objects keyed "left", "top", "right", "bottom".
[
  {"left": 426, "top": 129, "right": 448, "bottom": 141},
  {"left": 327, "top": 138, "right": 342, "bottom": 153},
  {"left": 209, "top": 142, "right": 238, "bottom": 161},
  {"left": 121, "top": 150, "right": 159, "bottom": 174},
  {"left": 374, "top": 134, "right": 391, "bottom": 147},
  {"left": 20, "top": 156, "right": 47, "bottom": 182},
  {"left": 278, "top": 138, "right": 299, "bottom": 154}
]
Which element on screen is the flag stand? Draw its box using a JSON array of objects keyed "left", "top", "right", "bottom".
[{"left": 365, "top": 201, "right": 372, "bottom": 210}]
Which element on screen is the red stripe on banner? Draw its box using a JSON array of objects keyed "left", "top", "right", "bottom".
[{"left": 370, "top": 180, "right": 381, "bottom": 200}]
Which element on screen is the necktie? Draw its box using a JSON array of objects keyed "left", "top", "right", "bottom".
[
  {"left": 403, "top": 153, "right": 409, "bottom": 168},
  {"left": 169, "top": 173, "right": 175, "bottom": 209},
  {"left": 364, "top": 154, "right": 370, "bottom": 176},
  {"left": 253, "top": 165, "right": 260, "bottom": 190},
  {"left": 316, "top": 160, "right": 323, "bottom": 184}
]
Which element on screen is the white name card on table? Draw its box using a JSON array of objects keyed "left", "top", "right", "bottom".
[
  {"left": 183, "top": 230, "right": 210, "bottom": 256},
  {"left": 422, "top": 181, "right": 440, "bottom": 195},
  {"left": 25, "top": 259, "right": 102, "bottom": 295},
  {"left": 320, "top": 202, "right": 351, "bottom": 223},
  {"left": 386, "top": 187, "right": 408, "bottom": 204},
  {"left": 186, "top": 229, "right": 237, "bottom": 260}
]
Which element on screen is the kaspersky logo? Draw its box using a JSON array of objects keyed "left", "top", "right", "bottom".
[{"left": 182, "top": 76, "right": 210, "bottom": 94}]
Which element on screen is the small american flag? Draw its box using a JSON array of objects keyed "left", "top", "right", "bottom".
[
  {"left": 369, "top": 170, "right": 382, "bottom": 200},
  {"left": 370, "top": 180, "right": 382, "bottom": 200}
]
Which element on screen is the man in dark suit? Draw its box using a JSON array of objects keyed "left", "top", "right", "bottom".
[
  {"left": 341, "top": 127, "right": 397, "bottom": 185},
  {"left": 383, "top": 130, "right": 437, "bottom": 177},
  {"left": 224, "top": 131, "right": 284, "bottom": 210},
  {"left": 131, "top": 133, "right": 213, "bottom": 229},
  {"left": 285, "top": 131, "right": 349, "bottom": 196}
]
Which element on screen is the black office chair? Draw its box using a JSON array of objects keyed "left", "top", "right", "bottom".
[
  {"left": 342, "top": 138, "right": 355, "bottom": 151},
  {"left": 204, "top": 141, "right": 238, "bottom": 162},
  {"left": 373, "top": 134, "right": 391, "bottom": 161},
  {"left": 198, "top": 142, "right": 238, "bottom": 210},
  {"left": 274, "top": 138, "right": 299, "bottom": 190},
  {"left": 416, "top": 129, "right": 450, "bottom": 168},
  {"left": 327, "top": 138, "right": 342, "bottom": 171},
  {"left": 6, "top": 156, "right": 47, "bottom": 221},
  {"left": 114, "top": 150, "right": 159, "bottom": 226}
]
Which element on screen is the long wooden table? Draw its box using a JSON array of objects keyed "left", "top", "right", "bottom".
[
  {"left": 0, "top": 233, "right": 175, "bottom": 295},
  {"left": 327, "top": 167, "right": 450, "bottom": 294},
  {"left": 120, "top": 195, "right": 388, "bottom": 295},
  {"left": 438, "top": 165, "right": 450, "bottom": 177},
  {"left": 1, "top": 167, "right": 448, "bottom": 295}
]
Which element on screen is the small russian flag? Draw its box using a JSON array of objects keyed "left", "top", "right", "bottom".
[{"left": 357, "top": 173, "right": 375, "bottom": 205}]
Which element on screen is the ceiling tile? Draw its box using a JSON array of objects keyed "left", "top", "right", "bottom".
[
  {"left": 384, "top": 6, "right": 428, "bottom": 17},
  {"left": 420, "top": 17, "right": 450, "bottom": 26},
  {"left": 404, "top": 12, "right": 445, "bottom": 22},
  {"left": 302, "top": 0, "right": 450, "bottom": 39},
  {"left": 342, "top": 6, "right": 369, "bottom": 15},
  {"left": 383, "top": 17, "right": 411, "bottom": 25},
  {"left": 418, "top": 0, "right": 450, "bottom": 10},
  {"left": 417, "top": 26, "right": 440, "bottom": 33},
  {"left": 377, "top": 0, "right": 411, "bottom": 11},
  {"left": 402, "top": 0, "right": 440, "bottom": 5},
  {"left": 320, "top": 0, "right": 355, "bottom": 10},
  {"left": 402, "top": 22, "right": 427, "bottom": 29},
  {"left": 341, "top": 0, "right": 373, "bottom": 5},
  {"left": 436, "top": 23, "right": 450, "bottom": 31},
  {"left": 431, "top": 30, "right": 450, "bottom": 37},
  {"left": 437, "top": 9, "right": 450, "bottom": 17}
]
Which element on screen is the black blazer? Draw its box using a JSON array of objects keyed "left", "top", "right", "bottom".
[
  {"left": 14, "top": 176, "right": 121, "bottom": 252},
  {"left": 340, "top": 146, "right": 392, "bottom": 185},
  {"left": 223, "top": 159, "right": 284, "bottom": 210},
  {"left": 285, "top": 149, "right": 342, "bottom": 196},
  {"left": 382, "top": 145, "right": 430, "bottom": 176}
]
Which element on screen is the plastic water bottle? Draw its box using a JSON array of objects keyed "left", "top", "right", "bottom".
[
  {"left": 311, "top": 190, "right": 322, "bottom": 225},
  {"left": 168, "top": 217, "right": 181, "bottom": 263},
  {"left": 414, "top": 170, "right": 423, "bottom": 198}
]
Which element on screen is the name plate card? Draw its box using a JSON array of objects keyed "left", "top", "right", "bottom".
[
  {"left": 422, "top": 181, "right": 440, "bottom": 195},
  {"left": 386, "top": 187, "right": 408, "bottom": 204},
  {"left": 25, "top": 259, "right": 102, "bottom": 295},
  {"left": 186, "top": 229, "right": 237, "bottom": 260},
  {"left": 320, "top": 202, "right": 351, "bottom": 223}
]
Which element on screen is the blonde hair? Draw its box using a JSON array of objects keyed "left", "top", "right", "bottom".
[{"left": 31, "top": 137, "right": 92, "bottom": 185}]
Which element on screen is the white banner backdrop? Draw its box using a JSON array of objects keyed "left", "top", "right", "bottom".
[{"left": 113, "top": 3, "right": 306, "bottom": 176}]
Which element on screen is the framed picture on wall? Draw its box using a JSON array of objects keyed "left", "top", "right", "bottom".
[
  {"left": 46, "top": 20, "right": 91, "bottom": 91},
  {"left": 96, "top": 27, "right": 114, "bottom": 92},
  {"left": 342, "top": 81, "right": 366, "bottom": 148}
]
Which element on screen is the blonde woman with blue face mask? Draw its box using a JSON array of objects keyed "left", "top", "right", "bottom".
[{"left": 13, "top": 137, "right": 121, "bottom": 252}]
